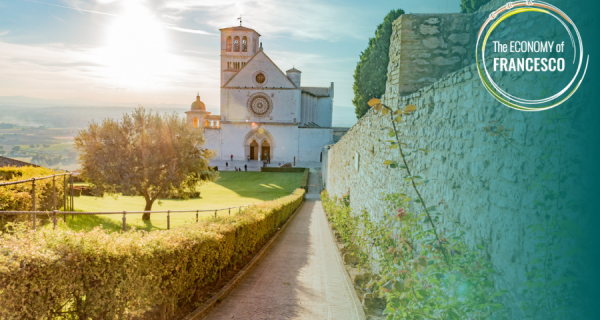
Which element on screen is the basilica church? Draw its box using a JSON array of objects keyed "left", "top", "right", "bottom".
[{"left": 185, "top": 24, "right": 340, "bottom": 163}]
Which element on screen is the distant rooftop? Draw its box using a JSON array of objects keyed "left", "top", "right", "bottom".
[{"left": 0, "top": 156, "right": 40, "bottom": 168}]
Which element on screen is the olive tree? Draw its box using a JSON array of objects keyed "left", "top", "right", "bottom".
[{"left": 74, "top": 107, "right": 217, "bottom": 220}]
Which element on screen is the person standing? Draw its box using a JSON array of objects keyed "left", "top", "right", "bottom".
[
  {"left": 230, "top": 154, "right": 233, "bottom": 161},
  {"left": 226, "top": 162, "right": 228, "bottom": 169},
  {"left": 244, "top": 164, "right": 247, "bottom": 171},
  {"left": 267, "top": 155, "right": 270, "bottom": 164}
]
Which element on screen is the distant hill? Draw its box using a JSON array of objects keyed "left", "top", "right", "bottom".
[
  {"left": 0, "top": 95, "right": 188, "bottom": 109},
  {"left": 0, "top": 96, "right": 356, "bottom": 129}
]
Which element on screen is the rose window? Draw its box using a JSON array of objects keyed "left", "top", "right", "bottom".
[{"left": 247, "top": 93, "right": 273, "bottom": 118}]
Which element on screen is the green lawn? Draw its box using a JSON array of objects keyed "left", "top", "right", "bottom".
[{"left": 52, "top": 172, "right": 303, "bottom": 232}]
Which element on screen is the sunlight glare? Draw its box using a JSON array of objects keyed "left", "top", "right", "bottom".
[{"left": 101, "top": 2, "right": 169, "bottom": 89}]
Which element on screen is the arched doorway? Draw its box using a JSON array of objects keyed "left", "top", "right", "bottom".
[
  {"left": 249, "top": 140, "right": 258, "bottom": 160},
  {"left": 261, "top": 140, "right": 270, "bottom": 160},
  {"left": 243, "top": 127, "right": 275, "bottom": 161}
]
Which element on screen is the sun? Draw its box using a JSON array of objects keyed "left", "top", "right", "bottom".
[{"left": 100, "top": 2, "right": 169, "bottom": 89}]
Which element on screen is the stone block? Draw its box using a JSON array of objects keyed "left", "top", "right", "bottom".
[{"left": 420, "top": 24, "right": 440, "bottom": 35}]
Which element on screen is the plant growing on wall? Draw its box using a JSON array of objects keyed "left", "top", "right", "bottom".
[
  {"left": 74, "top": 107, "right": 217, "bottom": 220},
  {"left": 352, "top": 9, "right": 404, "bottom": 119},
  {"left": 321, "top": 98, "right": 507, "bottom": 319}
]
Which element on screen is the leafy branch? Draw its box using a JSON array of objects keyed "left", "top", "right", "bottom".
[{"left": 368, "top": 98, "right": 444, "bottom": 248}]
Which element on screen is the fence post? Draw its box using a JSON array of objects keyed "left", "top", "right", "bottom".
[
  {"left": 229, "top": 207, "right": 231, "bottom": 215},
  {"left": 52, "top": 210, "right": 57, "bottom": 230},
  {"left": 167, "top": 210, "right": 170, "bottom": 230},
  {"left": 196, "top": 210, "right": 198, "bottom": 223},
  {"left": 32, "top": 178, "right": 36, "bottom": 231},
  {"left": 52, "top": 175, "right": 56, "bottom": 211},
  {"left": 122, "top": 211, "right": 126, "bottom": 232},
  {"left": 63, "top": 174, "right": 67, "bottom": 222},
  {"left": 70, "top": 174, "right": 74, "bottom": 218},
  {"left": 214, "top": 210, "right": 217, "bottom": 218}
]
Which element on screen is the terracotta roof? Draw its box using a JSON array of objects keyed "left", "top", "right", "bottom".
[
  {"left": 0, "top": 156, "right": 40, "bottom": 168},
  {"left": 219, "top": 26, "right": 261, "bottom": 36}
]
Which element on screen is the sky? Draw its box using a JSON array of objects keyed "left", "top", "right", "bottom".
[{"left": 0, "top": 0, "right": 461, "bottom": 125}]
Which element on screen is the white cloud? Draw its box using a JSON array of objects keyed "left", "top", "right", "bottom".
[
  {"left": 0, "top": 39, "right": 221, "bottom": 105},
  {"left": 0, "top": 31, "right": 9, "bottom": 37},
  {"left": 161, "top": 0, "right": 369, "bottom": 41}
]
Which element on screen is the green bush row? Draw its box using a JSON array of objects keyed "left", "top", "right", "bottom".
[
  {"left": 300, "top": 168, "right": 310, "bottom": 191},
  {"left": 0, "top": 188, "right": 305, "bottom": 319},
  {"left": 260, "top": 167, "right": 306, "bottom": 172},
  {"left": 0, "top": 166, "right": 67, "bottom": 229}
]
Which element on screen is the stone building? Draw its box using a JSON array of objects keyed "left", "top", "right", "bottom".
[{"left": 186, "top": 24, "right": 339, "bottom": 163}]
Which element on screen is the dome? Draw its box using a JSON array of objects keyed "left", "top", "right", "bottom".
[{"left": 191, "top": 93, "right": 206, "bottom": 111}]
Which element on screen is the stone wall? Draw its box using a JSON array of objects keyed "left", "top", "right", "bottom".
[
  {"left": 385, "top": 14, "right": 474, "bottom": 98},
  {"left": 321, "top": 0, "right": 597, "bottom": 316},
  {"left": 324, "top": 63, "right": 548, "bottom": 317},
  {"left": 321, "top": 5, "right": 588, "bottom": 314}
]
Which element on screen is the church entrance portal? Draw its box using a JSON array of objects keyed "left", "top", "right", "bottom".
[
  {"left": 244, "top": 128, "right": 274, "bottom": 162},
  {"left": 249, "top": 140, "right": 258, "bottom": 160},
  {"left": 261, "top": 140, "right": 270, "bottom": 160}
]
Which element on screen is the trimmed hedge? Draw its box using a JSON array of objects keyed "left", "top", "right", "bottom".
[
  {"left": 0, "top": 188, "right": 305, "bottom": 319},
  {"left": 0, "top": 166, "right": 66, "bottom": 229},
  {"left": 300, "top": 168, "right": 310, "bottom": 191},
  {"left": 260, "top": 167, "right": 306, "bottom": 172}
]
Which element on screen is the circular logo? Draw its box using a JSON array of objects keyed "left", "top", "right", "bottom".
[
  {"left": 247, "top": 93, "right": 273, "bottom": 118},
  {"left": 476, "top": 1, "right": 588, "bottom": 111}
]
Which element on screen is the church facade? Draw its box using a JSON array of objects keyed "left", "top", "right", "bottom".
[{"left": 185, "top": 25, "right": 336, "bottom": 163}]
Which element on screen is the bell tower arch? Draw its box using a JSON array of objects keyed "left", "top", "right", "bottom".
[{"left": 219, "top": 24, "right": 261, "bottom": 86}]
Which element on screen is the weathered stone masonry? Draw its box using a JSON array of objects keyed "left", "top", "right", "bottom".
[{"left": 321, "top": 1, "right": 588, "bottom": 315}]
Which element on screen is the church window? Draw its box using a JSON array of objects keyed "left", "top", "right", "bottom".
[
  {"left": 234, "top": 36, "right": 240, "bottom": 52},
  {"left": 205, "top": 120, "right": 209, "bottom": 127},
  {"left": 242, "top": 36, "right": 247, "bottom": 52},
  {"left": 193, "top": 117, "right": 198, "bottom": 128},
  {"left": 226, "top": 36, "right": 232, "bottom": 52},
  {"left": 255, "top": 73, "right": 265, "bottom": 84}
]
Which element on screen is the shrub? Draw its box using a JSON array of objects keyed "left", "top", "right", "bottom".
[
  {"left": 300, "top": 168, "right": 310, "bottom": 191},
  {"left": 460, "top": 0, "right": 492, "bottom": 13},
  {"left": 0, "top": 188, "right": 305, "bottom": 319},
  {"left": 0, "top": 166, "right": 66, "bottom": 229},
  {"left": 352, "top": 9, "right": 404, "bottom": 119}
]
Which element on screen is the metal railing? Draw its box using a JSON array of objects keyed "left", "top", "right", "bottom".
[
  {"left": 0, "top": 172, "right": 75, "bottom": 230},
  {"left": 0, "top": 205, "right": 253, "bottom": 231}
]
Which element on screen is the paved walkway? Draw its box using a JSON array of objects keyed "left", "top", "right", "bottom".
[
  {"left": 204, "top": 173, "right": 364, "bottom": 320},
  {"left": 210, "top": 160, "right": 322, "bottom": 172}
]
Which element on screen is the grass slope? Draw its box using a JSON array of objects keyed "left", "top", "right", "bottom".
[{"left": 55, "top": 172, "right": 303, "bottom": 232}]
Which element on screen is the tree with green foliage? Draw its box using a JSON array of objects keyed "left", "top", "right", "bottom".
[
  {"left": 11, "top": 146, "right": 20, "bottom": 152},
  {"left": 352, "top": 9, "right": 404, "bottom": 119},
  {"left": 74, "top": 107, "right": 217, "bottom": 220},
  {"left": 460, "top": 0, "right": 491, "bottom": 13}
]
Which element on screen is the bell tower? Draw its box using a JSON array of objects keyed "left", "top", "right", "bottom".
[{"left": 219, "top": 20, "right": 261, "bottom": 86}]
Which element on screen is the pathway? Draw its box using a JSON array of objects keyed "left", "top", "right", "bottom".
[{"left": 204, "top": 172, "right": 365, "bottom": 320}]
